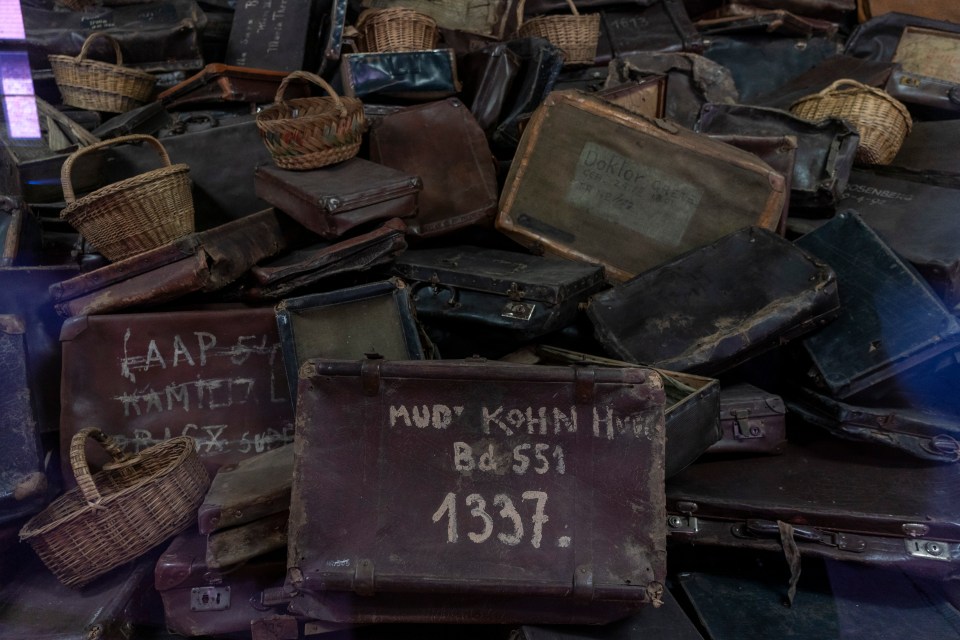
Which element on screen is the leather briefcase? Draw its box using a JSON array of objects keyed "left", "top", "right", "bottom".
[{"left": 341, "top": 50, "right": 462, "bottom": 101}]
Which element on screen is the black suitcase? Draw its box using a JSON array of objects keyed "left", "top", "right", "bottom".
[
  {"left": 710, "top": 383, "right": 787, "bottom": 456},
  {"left": 794, "top": 211, "right": 960, "bottom": 400},
  {"left": 588, "top": 227, "right": 840, "bottom": 376},
  {"left": 224, "top": 0, "right": 322, "bottom": 72},
  {"left": 871, "top": 120, "right": 960, "bottom": 190}
]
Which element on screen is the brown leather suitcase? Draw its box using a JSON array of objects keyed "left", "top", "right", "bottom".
[
  {"left": 49, "top": 209, "right": 288, "bottom": 318},
  {"left": 857, "top": 0, "right": 960, "bottom": 24},
  {"left": 497, "top": 90, "right": 786, "bottom": 281},
  {"left": 254, "top": 161, "right": 420, "bottom": 240},
  {"left": 369, "top": 99, "right": 499, "bottom": 238},
  {"left": 59, "top": 305, "right": 294, "bottom": 479},
  {"left": 157, "top": 64, "right": 311, "bottom": 109},
  {"left": 286, "top": 357, "right": 667, "bottom": 624},
  {"left": 709, "top": 383, "right": 787, "bottom": 456}
]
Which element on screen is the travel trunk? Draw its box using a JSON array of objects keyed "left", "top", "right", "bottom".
[{"left": 287, "top": 357, "right": 667, "bottom": 624}]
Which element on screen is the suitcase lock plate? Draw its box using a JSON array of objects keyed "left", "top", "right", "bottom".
[
  {"left": 502, "top": 301, "right": 536, "bottom": 321},
  {"left": 191, "top": 586, "right": 231, "bottom": 611},
  {"left": 732, "top": 409, "right": 764, "bottom": 440},
  {"left": 905, "top": 539, "right": 953, "bottom": 562}
]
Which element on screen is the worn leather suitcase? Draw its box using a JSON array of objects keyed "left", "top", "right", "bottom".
[
  {"left": 588, "top": 227, "right": 839, "bottom": 375},
  {"left": 794, "top": 211, "right": 960, "bottom": 399},
  {"left": 696, "top": 9, "right": 840, "bottom": 37},
  {"left": 837, "top": 170, "right": 960, "bottom": 310},
  {"left": 393, "top": 246, "right": 607, "bottom": 359},
  {"left": 513, "top": 587, "right": 704, "bottom": 640},
  {"left": 709, "top": 383, "right": 786, "bottom": 456},
  {"left": 59, "top": 305, "right": 294, "bottom": 479},
  {"left": 751, "top": 54, "right": 895, "bottom": 110},
  {"left": 0, "top": 315, "right": 49, "bottom": 527},
  {"left": 667, "top": 436, "right": 960, "bottom": 578},
  {"left": 341, "top": 50, "right": 462, "bottom": 101},
  {"left": 286, "top": 357, "right": 667, "bottom": 623},
  {"left": 92, "top": 102, "right": 172, "bottom": 140},
  {"left": 49, "top": 209, "right": 288, "bottom": 318},
  {"left": 206, "top": 510, "right": 289, "bottom": 569},
  {"left": 870, "top": 120, "right": 960, "bottom": 190},
  {"left": 522, "top": 345, "right": 720, "bottom": 479},
  {"left": 601, "top": 1, "right": 703, "bottom": 58},
  {"left": 254, "top": 161, "right": 420, "bottom": 240},
  {"left": 370, "top": 99, "right": 499, "bottom": 238},
  {"left": 858, "top": 0, "right": 960, "bottom": 23},
  {"left": 697, "top": 103, "right": 859, "bottom": 210},
  {"left": 156, "top": 528, "right": 289, "bottom": 637},
  {"left": 275, "top": 279, "right": 426, "bottom": 403},
  {"left": 158, "top": 64, "right": 310, "bottom": 109},
  {"left": 243, "top": 219, "right": 408, "bottom": 300},
  {"left": 605, "top": 53, "right": 739, "bottom": 130},
  {"left": 498, "top": 91, "right": 786, "bottom": 281},
  {"left": 225, "top": 0, "right": 321, "bottom": 71},
  {"left": 0, "top": 550, "right": 160, "bottom": 640},
  {"left": 788, "top": 386, "right": 960, "bottom": 463},
  {"left": 461, "top": 42, "right": 524, "bottom": 134}
]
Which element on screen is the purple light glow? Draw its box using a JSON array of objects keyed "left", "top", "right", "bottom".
[
  {"left": 0, "top": 0, "right": 26, "bottom": 40},
  {"left": 4, "top": 96, "right": 40, "bottom": 138}
]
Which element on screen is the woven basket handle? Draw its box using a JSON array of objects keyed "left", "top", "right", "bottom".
[
  {"left": 77, "top": 32, "right": 124, "bottom": 66},
  {"left": 70, "top": 427, "right": 133, "bottom": 506},
  {"left": 564, "top": 0, "right": 580, "bottom": 16},
  {"left": 60, "top": 134, "right": 173, "bottom": 204},
  {"left": 275, "top": 71, "right": 347, "bottom": 118}
]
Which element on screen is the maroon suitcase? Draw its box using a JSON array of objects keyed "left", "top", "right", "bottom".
[
  {"left": 708, "top": 383, "right": 787, "bottom": 456},
  {"left": 287, "top": 357, "right": 667, "bottom": 624},
  {"left": 59, "top": 306, "right": 293, "bottom": 480},
  {"left": 369, "top": 98, "right": 499, "bottom": 238}
]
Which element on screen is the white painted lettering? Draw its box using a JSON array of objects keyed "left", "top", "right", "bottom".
[{"left": 172, "top": 334, "right": 195, "bottom": 367}]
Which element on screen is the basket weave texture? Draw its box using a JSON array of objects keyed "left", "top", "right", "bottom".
[
  {"left": 357, "top": 7, "right": 439, "bottom": 52},
  {"left": 49, "top": 32, "right": 157, "bottom": 113},
  {"left": 19, "top": 428, "right": 209, "bottom": 588},
  {"left": 256, "top": 71, "right": 366, "bottom": 170},
  {"left": 790, "top": 79, "right": 913, "bottom": 165},
  {"left": 59, "top": 134, "right": 194, "bottom": 262},
  {"left": 519, "top": 0, "right": 599, "bottom": 66}
]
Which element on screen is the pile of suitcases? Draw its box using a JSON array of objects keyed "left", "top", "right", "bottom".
[{"left": 3, "top": 0, "right": 960, "bottom": 638}]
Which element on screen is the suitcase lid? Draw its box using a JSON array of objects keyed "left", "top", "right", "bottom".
[
  {"left": 796, "top": 211, "right": 960, "bottom": 398},
  {"left": 255, "top": 159, "right": 421, "bottom": 215},
  {"left": 289, "top": 357, "right": 667, "bottom": 602},
  {"left": 393, "top": 246, "right": 606, "bottom": 305}
]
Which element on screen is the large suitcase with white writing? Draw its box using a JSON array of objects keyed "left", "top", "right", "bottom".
[
  {"left": 59, "top": 306, "right": 294, "bottom": 482},
  {"left": 286, "top": 357, "right": 667, "bottom": 624}
]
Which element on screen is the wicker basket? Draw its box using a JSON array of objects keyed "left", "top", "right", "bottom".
[
  {"left": 356, "top": 8, "right": 439, "bottom": 52},
  {"left": 790, "top": 79, "right": 913, "bottom": 165},
  {"left": 519, "top": 0, "right": 599, "bottom": 66},
  {"left": 60, "top": 134, "right": 194, "bottom": 262},
  {"left": 49, "top": 32, "right": 157, "bottom": 113},
  {"left": 19, "top": 428, "right": 209, "bottom": 588},
  {"left": 256, "top": 71, "right": 366, "bottom": 171}
]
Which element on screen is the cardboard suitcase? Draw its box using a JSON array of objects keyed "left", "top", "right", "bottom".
[
  {"left": 709, "top": 383, "right": 787, "bottom": 456},
  {"left": 587, "top": 227, "right": 840, "bottom": 375},
  {"left": 59, "top": 306, "right": 294, "bottom": 479},
  {"left": 667, "top": 436, "right": 960, "bottom": 578},
  {"left": 49, "top": 209, "right": 288, "bottom": 318},
  {"left": 497, "top": 90, "right": 786, "bottom": 281},
  {"left": 286, "top": 357, "right": 667, "bottom": 623},
  {"left": 794, "top": 212, "right": 960, "bottom": 399}
]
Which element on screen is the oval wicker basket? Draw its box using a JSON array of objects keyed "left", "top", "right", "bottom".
[
  {"left": 59, "top": 134, "right": 194, "bottom": 262},
  {"left": 790, "top": 79, "right": 913, "bottom": 165},
  {"left": 256, "top": 71, "right": 366, "bottom": 171},
  {"left": 519, "top": 0, "right": 599, "bottom": 66},
  {"left": 49, "top": 32, "right": 157, "bottom": 113},
  {"left": 19, "top": 428, "right": 209, "bottom": 588},
  {"left": 356, "top": 7, "right": 439, "bottom": 52}
]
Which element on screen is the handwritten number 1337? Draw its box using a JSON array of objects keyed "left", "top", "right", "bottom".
[{"left": 431, "top": 491, "right": 549, "bottom": 548}]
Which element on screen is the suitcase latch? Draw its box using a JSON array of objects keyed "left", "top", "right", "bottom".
[
  {"left": 733, "top": 520, "right": 867, "bottom": 553},
  {"left": 191, "top": 586, "right": 231, "bottom": 612},
  {"left": 502, "top": 301, "right": 536, "bottom": 321},
  {"left": 905, "top": 539, "right": 954, "bottom": 562},
  {"left": 731, "top": 409, "right": 764, "bottom": 440},
  {"left": 667, "top": 514, "right": 698, "bottom": 535}
]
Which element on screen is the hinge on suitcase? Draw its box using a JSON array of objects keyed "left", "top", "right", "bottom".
[
  {"left": 733, "top": 519, "right": 867, "bottom": 553},
  {"left": 354, "top": 558, "right": 376, "bottom": 596},
  {"left": 905, "top": 539, "right": 955, "bottom": 562},
  {"left": 731, "top": 409, "right": 764, "bottom": 440},
  {"left": 360, "top": 357, "right": 382, "bottom": 396},
  {"left": 572, "top": 565, "right": 595, "bottom": 599}
]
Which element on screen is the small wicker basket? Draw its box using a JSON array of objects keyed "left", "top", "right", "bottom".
[
  {"left": 49, "top": 32, "right": 157, "bottom": 113},
  {"left": 256, "top": 71, "right": 366, "bottom": 171},
  {"left": 59, "top": 134, "right": 194, "bottom": 262},
  {"left": 356, "top": 7, "right": 439, "bottom": 52},
  {"left": 19, "top": 428, "right": 209, "bottom": 588},
  {"left": 519, "top": 0, "right": 600, "bottom": 66},
  {"left": 790, "top": 79, "right": 913, "bottom": 165}
]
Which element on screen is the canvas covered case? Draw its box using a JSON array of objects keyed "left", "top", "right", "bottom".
[
  {"left": 794, "top": 211, "right": 960, "bottom": 399},
  {"left": 667, "top": 436, "right": 960, "bottom": 578},
  {"left": 710, "top": 383, "right": 787, "bottom": 456},
  {"left": 369, "top": 98, "right": 499, "bottom": 238},
  {"left": 254, "top": 161, "right": 420, "bottom": 240},
  {"left": 59, "top": 306, "right": 294, "bottom": 479},
  {"left": 497, "top": 90, "right": 786, "bottom": 281},
  {"left": 393, "top": 246, "right": 607, "bottom": 358},
  {"left": 587, "top": 227, "right": 840, "bottom": 375},
  {"left": 341, "top": 50, "right": 462, "bottom": 101},
  {"left": 49, "top": 209, "right": 288, "bottom": 318},
  {"left": 287, "top": 357, "right": 667, "bottom": 623},
  {"left": 275, "top": 279, "right": 426, "bottom": 403}
]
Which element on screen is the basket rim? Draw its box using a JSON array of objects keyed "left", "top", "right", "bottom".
[
  {"left": 18, "top": 435, "right": 198, "bottom": 540},
  {"left": 256, "top": 95, "right": 365, "bottom": 127},
  {"left": 48, "top": 54, "right": 156, "bottom": 83},
  {"left": 789, "top": 81, "right": 913, "bottom": 131},
  {"left": 59, "top": 163, "right": 191, "bottom": 222}
]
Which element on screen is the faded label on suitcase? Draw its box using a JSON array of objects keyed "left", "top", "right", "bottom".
[
  {"left": 893, "top": 26, "right": 960, "bottom": 85},
  {"left": 226, "top": 0, "right": 318, "bottom": 71},
  {"left": 60, "top": 308, "right": 293, "bottom": 477}
]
